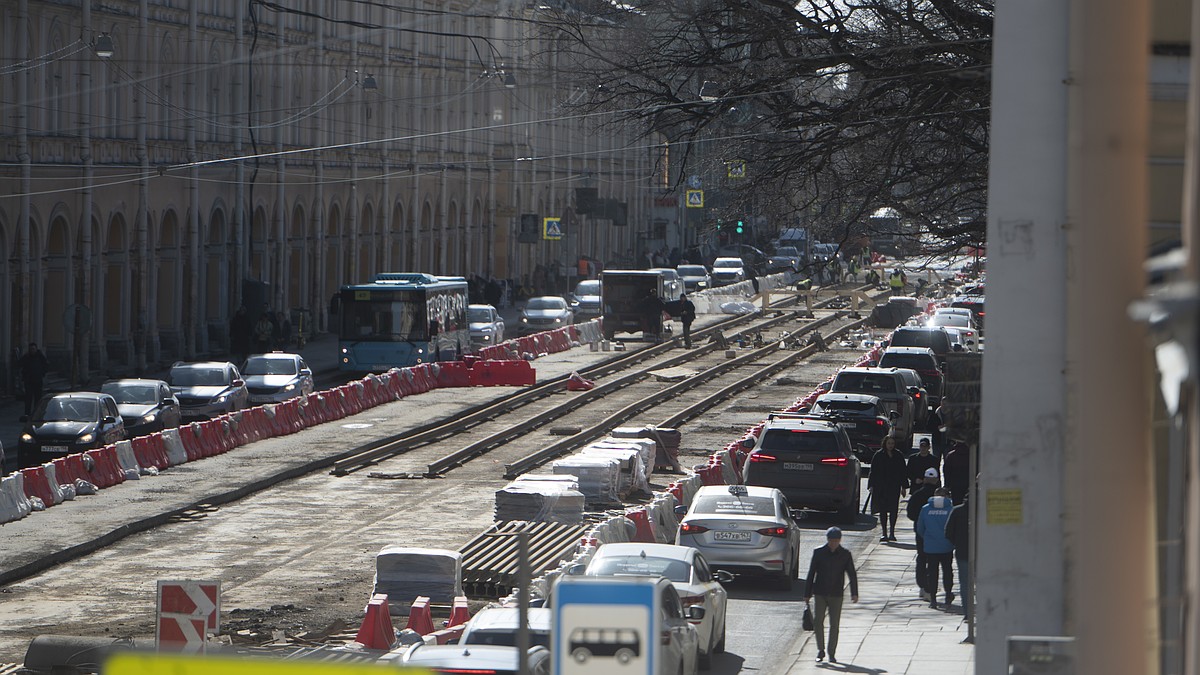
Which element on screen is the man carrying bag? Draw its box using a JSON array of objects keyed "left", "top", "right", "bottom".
[{"left": 802, "top": 527, "right": 860, "bottom": 663}]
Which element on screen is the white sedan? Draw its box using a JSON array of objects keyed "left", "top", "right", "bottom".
[
  {"left": 582, "top": 542, "right": 731, "bottom": 670},
  {"left": 468, "top": 304, "right": 506, "bottom": 346}
]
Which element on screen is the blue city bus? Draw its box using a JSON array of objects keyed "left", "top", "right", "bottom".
[{"left": 337, "top": 273, "right": 470, "bottom": 372}]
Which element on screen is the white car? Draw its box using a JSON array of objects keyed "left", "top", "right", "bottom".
[
  {"left": 710, "top": 257, "right": 747, "bottom": 287},
  {"left": 942, "top": 325, "right": 978, "bottom": 352},
  {"left": 241, "top": 353, "right": 314, "bottom": 404},
  {"left": 468, "top": 304, "right": 506, "bottom": 346},
  {"left": 932, "top": 307, "right": 974, "bottom": 322},
  {"left": 651, "top": 268, "right": 684, "bottom": 301},
  {"left": 583, "top": 542, "right": 731, "bottom": 670},
  {"left": 458, "top": 606, "right": 551, "bottom": 648}
]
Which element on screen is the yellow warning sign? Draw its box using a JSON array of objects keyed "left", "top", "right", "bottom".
[
  {"left": 986, "top": 488, "right": 1023, "bottom": 525},
  {"left": 107, "top": 652, "right": 431, "bottom": 675}
]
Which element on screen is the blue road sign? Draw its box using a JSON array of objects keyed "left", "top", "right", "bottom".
[
  {"left": 544, "top": 217, "right": 564, "bottom": 241},
  {"left": 685, "top": 190, "right": 704, "bottom": 208},
  {"left": 553, "top": 577, "right": 658, "bottom": 675}
]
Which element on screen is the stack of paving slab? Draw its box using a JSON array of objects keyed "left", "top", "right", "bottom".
[
  {"left": 494, "top": 475, "right": 586, "bottom": 524},
  {"left": 612, "top": 425, "right": 683, "bottom": 471},
  {"left": 578, "top": 438, "right": 655, "bottom": 496},
  {"left": 551, "top": 455, "right": 622, "bottom": 506}
]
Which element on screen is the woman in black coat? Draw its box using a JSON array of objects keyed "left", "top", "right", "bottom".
[{"left": 869, "top": 435, "right": 909, "bottom": 542}]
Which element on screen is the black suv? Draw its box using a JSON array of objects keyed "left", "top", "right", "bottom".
[
  {"left": 887, "top": 326, "right": 953, "bottom": 367},
  {"left": 804, "top": 393, "right": 894, "bottom": 464},
  {"left": 878, "top": 346, "right": 944, "bottom": 406},
  {"left": 740, "top": 413, "right": 862, "bottom": 522}
]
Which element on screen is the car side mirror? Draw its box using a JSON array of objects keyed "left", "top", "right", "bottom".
[
  {"left": 790, "top": 509, "right": 805, "bottom": 522},
  {"left": 713, "top": 570, "right": 735, "bottom": 584},
  {"left": 739, "top": 437, "right": 756, "bottom": 449},
  {"left": 686, "top": 606, "right": 706, "bottom": 621},
  {"left": 103, "top": 415, "right": 117, "bottom": 425},
  {"left": 232, "top": 379, "right": 245, "bottom": 387},
  {"left": 889, "top": 411, "right": 901, "bottom": 420},
  {"left": 301, "top": 369, "right": 312, "bottom": 376},
  {"left": 674, "top": 505, "right": 688, "bottom": 516}
]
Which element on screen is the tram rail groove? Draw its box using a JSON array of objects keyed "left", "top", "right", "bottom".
[{"left": 330, "top": 287, "right": 859, "bottom": 475}]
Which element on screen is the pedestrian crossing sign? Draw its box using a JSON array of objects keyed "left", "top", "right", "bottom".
[
  {"left": 543, "top": 217, "right": 564, "bottom": 240},
  {"left": 685, "top": 189, "right": 704, "bottom": 208},
  {"left": 727, "top": 160, "right": 746, "bottom": 179}
]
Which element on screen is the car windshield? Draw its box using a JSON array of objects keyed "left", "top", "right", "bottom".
[
  {"left": 468, "top": 307, "right": 493, "bottom": 322},
  {"left": 929, "top": 314, "right": 969, "bottom": 328},
  {"left": 243, "top": 357, "right": 297, "bottom": 376},
  {"left": 713, "top": 259, "right": 741, "bottom": 269},
  {"left": 833, "top": 372, "right": 900, "bottom": 395},
  {"left": 527, "top": 298, "right": 564, "bottom": 310},
  {"left": 574, "top": 280, "right": 601, "bottom": 295},
  {"left": 814, "top": 400, "right": 877, "bottom": 415},
  {"left": 774, "top": 247, "right": 800, "bottom": 256},
  {"left": 37, "top": 397, "right": 100, "bottom": 422},
  {"left": 692, "top": 494, "right": 776, "bottom": 517},
  {"left": 101, "top": 383, "right": 158, "bottom": 404},
  {"left": 171, "top": 367, "right": 229, "bottom": 387},
  {"left": 677, "top": 266, "right": 706, "bottom": 276},
  {"left": 463, "top": 630, "right": 551, "bottom": 648},
  {"left": 589, "top": 555, "right": 692, "bottom": 583},
  {"left": 879, "top": 354, "right": 936, "bottom": 371}
]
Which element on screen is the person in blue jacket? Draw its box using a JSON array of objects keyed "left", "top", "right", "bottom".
[{"left": 915, "top": 487, "right": 955, "bottom": 609}]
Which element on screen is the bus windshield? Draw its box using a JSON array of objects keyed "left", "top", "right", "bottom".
[{"left": 341, "top": 298, "right": 427, "bottom": 342}]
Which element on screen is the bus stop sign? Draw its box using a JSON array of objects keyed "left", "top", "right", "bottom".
[{"left": 553, "top": 577, "right": 657, "bottom": 675}]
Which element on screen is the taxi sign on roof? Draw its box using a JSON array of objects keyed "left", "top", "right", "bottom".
[{"left": 107, "top": 652, "right": 431, "bottom": 675}]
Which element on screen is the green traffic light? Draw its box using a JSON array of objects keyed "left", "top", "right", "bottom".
[{"left": 736, "top": 220, "right": 744, "bottom": 233}]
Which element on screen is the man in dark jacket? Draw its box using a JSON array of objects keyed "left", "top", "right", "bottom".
[
  {"left": 803, "top": 527, "right": 859, "bottom": 663},
  {"left": 906, "top": 438, "right": 939, "bottom": 490},
  {"left": 18, "top": 343, "right": 48, "bottom": 416},
  {"left": 945, "top": 495, "right": 971, "bottom": 620},
  {"left": 943, "top": 441, "right": 971, "bottom": 504},
  {"left": 679, "top": 293, "right": 696, "bottom": 349}
]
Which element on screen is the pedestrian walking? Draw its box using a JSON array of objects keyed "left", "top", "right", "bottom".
[
  {"left": 230, "top": 306, "right": 252, "bottom": 363},
  {"left": 18, "top": 343, "right": 48, "bottom": 416},
  {"left": 943, "top": 441, "right": 971, "bottom": 504},
  {"left": 869, "top": 435, "right": 908, "bottom": 541},
  {"left": 803, "top": 527, "right": 859, "bottom": 664},
  {"left": 916, "top": 487, "right": 955, "bottom": 609},
  {"left": 907, "top": 468, "right": 941, "bottom": 601},
  {"left": 253, "top": 313, "right": 274, "bottom": 353},
  {"left": 945, "top": 494, "right": 971, "bottom": 620},
  {"left": 746, "top": 265, "right": 760, "bottom": 295},
  {"left": 907, "top": 438, "right": 939, "bottom": 490},
  {"left": 679, "top": 293, "right": 696, "bottom": 349}
]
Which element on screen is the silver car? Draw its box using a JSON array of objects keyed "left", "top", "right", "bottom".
[
  {"left": 709, "top": 257, "right": 746, "bottom": 287},
  {"left": 242, "top": 353, "right": 314, "bottom": 404},
  {"left": 468, "top": 304, "right": 507, "bottom": 346},
  {"left": 567, "top": 280, "right": 602, "bottom": 319},
  {"left": 676, "top": 485, "right": 804, "bottom": 590},
  {"left": 168, "top": 361, "right": 249, "bottom": 421},
  {"left": 519, "top": 296, "right": 574, "bottom": 334},
  {"left": 676, "top": 264, "right": 711, "bottom": 292},
  {"left": 584, "top": 542, "right": 731, "bottom": 670}
]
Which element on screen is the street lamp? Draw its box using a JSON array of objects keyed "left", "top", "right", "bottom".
[
  {"left": 361, "top": 74, "right": 378, "bottom": 90},
  {"left": 93, "top": 34, "right": 114, "bottom": 58}
]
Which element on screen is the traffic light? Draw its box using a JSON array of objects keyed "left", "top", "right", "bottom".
[{"left": 736, "top": 220, "right": 745, "bottom": 234}]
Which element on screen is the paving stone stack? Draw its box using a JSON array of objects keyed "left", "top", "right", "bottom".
[{"left": 494, "top": 476, "right": 585, "bottom": 524}]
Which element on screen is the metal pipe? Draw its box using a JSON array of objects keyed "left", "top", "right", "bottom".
[{"left": 517, "top": 529, "right": 530, "bottom": 675}]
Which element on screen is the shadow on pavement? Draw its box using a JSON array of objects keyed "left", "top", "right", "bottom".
[
  {"left": 709, "top": 651, "right": 747, "bottom": 675},
  {"left": 723, "top": 577, "right": 809, "bottom": 602},
  {"left": 793, "top": 511, "right": 880, "bottom": 533},
  {"left": 817, "top": 662, "right": 889, "bottom": 673}
]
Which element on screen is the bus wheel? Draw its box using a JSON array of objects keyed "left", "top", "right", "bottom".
[
  {"left": 615, "top": 648, "right": 635, "bottom": 664},
  {"left": 572, "top": 648, "right": 590, "bottom": 663}
]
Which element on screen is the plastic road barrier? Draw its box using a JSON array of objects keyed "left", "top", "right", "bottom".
[
  {"left": 353, "top": 594, "right": 398, "bottom": 650},
  {"left": 0, "top": 472, "right": 32, "bottom": 524},
  {"left": 160, "top": 429, "right": 188, "bottom": 466},
  {"left": 21, "top": 465, "right": 64, "bottom": 508},
  {"left": 404, "top": 596, "right": 435, "bottom": 635}
]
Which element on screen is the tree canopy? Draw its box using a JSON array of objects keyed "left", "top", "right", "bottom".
[{"left": 535, "top": 0, "right": 993, "bottom": 254}]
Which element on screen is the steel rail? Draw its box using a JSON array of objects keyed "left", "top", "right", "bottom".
[
  {"left": 329, "top": 289, "right": 854, "bottom": 475},
  {"left": 500, "top": 316, "right": 867, "bottom": 479},
  {"left": 422, "top": 311, "right": 846, "bottom": 476}
]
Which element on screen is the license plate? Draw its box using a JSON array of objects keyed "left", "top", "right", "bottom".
[
  {"left": 837, "top": 422, "right": 857, "bottom": 429},
  {"left": 42, "top": 445, "right": 69, "bottom": 453},
  {"left": 783, "top": 462, "right": 814, "bottom": 471},
  {"left": 713, "top": 531, "right": 752, "bottom": 542},
  {"left": 249, "top": 395, "right": 272, "bottom": 403}
]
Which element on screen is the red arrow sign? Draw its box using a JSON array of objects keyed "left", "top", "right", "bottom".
[{"left": 157, "top": 580, "right": 221, "bottom": 652}]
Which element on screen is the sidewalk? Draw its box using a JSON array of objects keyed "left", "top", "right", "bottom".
[{"left": 781, "top": 533, "right": 975, "bottom": 675}]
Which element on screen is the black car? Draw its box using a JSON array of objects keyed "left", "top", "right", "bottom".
[
  {"left": 887, "top": 326, "right": 953, "bottom": 367},
  {"left": 101, "top": 379, "right": 182, "bottom": 437},
  {"left": 878, "top": 346, "right": 944, "bottom": 406},
  {"left": 804, "top": 393, "right": 894, "bottom": 464},
  {"left": 17, "top": 393, "right": 126, "bottom": 468}
]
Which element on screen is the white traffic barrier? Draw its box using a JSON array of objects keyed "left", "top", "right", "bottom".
[
  {"left": 113, "top": 439, "right": 142, "bottom": 474},
  {"left": 41, "top": 463, "right": 68, "bottom": 504},
  {"left": 160, "top": 429, "right": 189, "bottom": 466},
  {"left": 0, "top": 472, "right": 32, "bottom": 524}
]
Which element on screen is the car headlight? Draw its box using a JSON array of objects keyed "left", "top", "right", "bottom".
[
  {"left": 78, "top": 433, "right": 95, "bottom": 444},
  {"left": 214, "top": 394, "right": 228, "bottom": 404},
  {"left": 283, "top": 383, "right": 295, "bottom": 392},
  {"left": 698, "top": 281, "right": 707, "bottom": 287},
  {"left": 521, "top": 317, "right": 529, "bottom": 323},
  {"left": 142, "top": 412, "right": 157, "bottom": 423},
  {"left": 20, "top": 433, "right": 33, "bottom": 443},
  {"left": 554, "top": 317, "right": 563, "bottom": 323}
]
